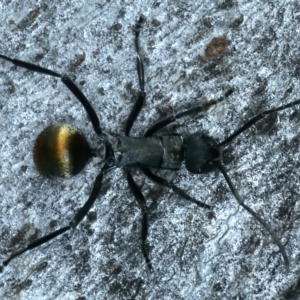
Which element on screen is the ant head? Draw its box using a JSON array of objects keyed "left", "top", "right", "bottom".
[
  {"left": 185, "top": 133, "right": 221, "bottom": 174},
  {"left": 33, "top": 124, "right": 95, "bottom": 178}
]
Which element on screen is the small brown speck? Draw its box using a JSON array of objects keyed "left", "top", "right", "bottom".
[{"left": 204, "top": 37, "right": 227, "bottom": 60}]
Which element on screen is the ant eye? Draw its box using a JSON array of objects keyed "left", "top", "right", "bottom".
[{"left": 33, "top": 124, "right": 93, "bottom": 178}]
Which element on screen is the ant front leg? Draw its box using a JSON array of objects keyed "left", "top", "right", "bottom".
[
  {"left": 125, "top": 16, "right": 146, "bottom": 136},
  {"left": 141, "top": 167, "right": 211, "bottom": 209},
  {"left": 144, "top": 90, "right": 233, "bottom": 136},
  {"left": 0, "top": 54, "right": 102, "bottom": 135}
]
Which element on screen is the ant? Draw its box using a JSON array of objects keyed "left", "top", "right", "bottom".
[{"left": 1, "top": 17, "right": 298, "bottom": 271}]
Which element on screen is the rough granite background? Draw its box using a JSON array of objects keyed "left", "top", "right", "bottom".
[{"left": 1, "top": 1, "right": 300, "bottom": 299}]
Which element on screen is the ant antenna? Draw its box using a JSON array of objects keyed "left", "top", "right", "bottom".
[{"left": 216, "top": 161, "right": 289, "bottom": 271}]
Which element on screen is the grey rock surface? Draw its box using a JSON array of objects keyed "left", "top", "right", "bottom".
[{"left": 1, "top": 1, "right": 300, "bottom": 299}]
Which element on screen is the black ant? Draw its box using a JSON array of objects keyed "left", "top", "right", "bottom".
[{"left": 1, "top": 17, "right": 298, "bottom": 271}]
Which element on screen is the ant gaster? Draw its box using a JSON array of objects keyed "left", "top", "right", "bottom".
[{"left": 1, "top": 17, "right": 297, "bottom": 271}]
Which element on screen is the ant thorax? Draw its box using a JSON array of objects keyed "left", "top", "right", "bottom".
[{"left": 104, "top": 133, "right": 184, "bottom": 170}]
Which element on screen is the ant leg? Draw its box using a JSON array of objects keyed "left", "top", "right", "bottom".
[
  {"left": 126, "top": 172, "right": 152, "bottom": 270},
  {"left": 144, "top": 90, "right": 233, "bottom": 137},
  {"left": 217, "top": 161, "right": 290, "bottom": 271},
  {"left": 125, "top": 17, "right": 146, "bottom": 136},
  {"left": 3, "top": 226, "right": 70, "bottom": 267},
  {"left": 141, "top": 167, "right": 211, "bottom": 209},
  {"left": 3, "top": 171, "right": 104, "bottom": 267},
  {"left": 0, "top": 54, "right": 101, "bottom": 135},
  {"left": 219, "top": 99, "right": 300, "bottom": 147}
]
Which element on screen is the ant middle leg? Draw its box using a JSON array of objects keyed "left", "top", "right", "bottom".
[
  {"left": 125, "top": 16, "right": 146, "bottom": 136},
  {"left": 126, "top": 171, "right": 152, "bottom": 270}
]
